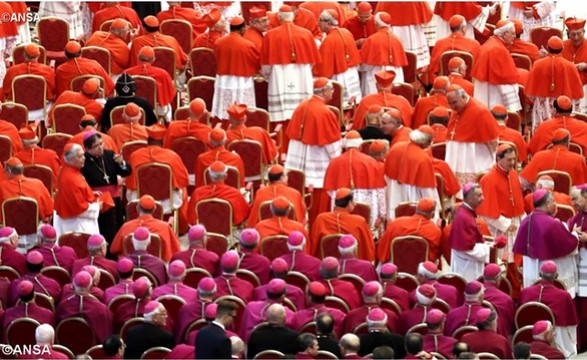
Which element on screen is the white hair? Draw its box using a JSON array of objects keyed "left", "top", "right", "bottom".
[
  {"left": 537, "top": 178, "right": 555, "bottom": 190},
  {"left": 367, "top": 313, "right": 387, "bottom": 327},
  {"left": 144, "top": 303, "right": 164, "bottom": 322},
  {"left": 374, "top": 12, "right": 389, "bottom": 28},
  {"left": 35, "top": 324, "right": 55, "bottom": 345},
  {"left": 231, "top": 336, "right": 244, "bottom": 356},
  {"left": 287, "top": 239, "right": 305, "bottom": 252},
  {"left": 0, "top": 228, "right": 17, "bottom": 243},
  {"left": 319, "top": 10, "right": 338, "bottom": 26},
  {"left": 415, "top": 288, "right": 436, "bottom": 306},
  {"left": 278, "top": 11, "right": 294, "bottom": 22},
  {"left": 409, "top": 129, "right": 432, "bottom": 145},
  {"left": 132, "top": 237, "right": 151, "bottom": 251},
  {"left": 464, "top": 287, "right": 485, "bottom": 302},
  {"left": 494, "top": 21, "right": 515, "bottom": 37},
  {"left": 64, "top": 144, "right": 83, "bottom": 164},
  {"left": 338, "top": 242, "right": 357, "bottom": 255}
]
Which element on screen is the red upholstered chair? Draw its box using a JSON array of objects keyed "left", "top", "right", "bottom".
[
  {"left": 98, "top": 269, "right": 116, "bottom": 291},
  {"left": 529, "top": 26, "right": 563, "bottom": 50},
  {"left": 12, "top": 75, "right": 47, "bottom": 118},
  {"left": 170, "top": 136, "right": 207, "bottom": 185},
  {"left": 161, "top": 19, "right": 193, "bottom": 54},
  {"left": 477, "top": 353, "right": 500, "bottom": 360},
  {"left": 136, "top": 162, "right": 178, "bottom": 231},
  {"left": 6, "top": 318, "right": 40, "bottom": 346},
  {"left": 255, "top": 78, "right": 269, "bottom": 111},
  {"left": 120, "top": 317, "right": 146, "bottom": 343},
  {"left": 107, "top": 294, "right": 135, "bottom": 314},
  {"left": 81, "top": 46, "right": 112, "bottom": 75},
  {"left": 153, "top": 47, "right": 176, "bottom": 79},
  {"left": 133, "top": 268, "right": 159, "bottom": 287},
  {"left": 55, "top": 317, "right": 96, "bottom": 354},
  {"left": 452, "top": 325, "right": 478, "bottom": 340},
  {"left": 40, "top": 266, "right": 71, "bottom": 287},
  {"left": 511, "top": 53, "right": 532, "bottom": 71},
  {"left": 205, "top": 232, "right": 229, "bottom": 258},
  {"left": 156, "top": 295, "right": 186, "bottom": 324},
  {"left": 227, "top": 139, "right": 265, "bottom": 182},
  {"left": 187, "top": 76, "right": 215, "bottom": 110},
  {"left": 183, "top": 268, "right": 212, "bottom": 289},
  {"left": 214, "top": 295, "right": 246, "bottom": 330},
  {"left": 300, "top": 321, "right": 317, "bottom": 335},
  {"left": 536, "top": 170, "right": 572, "bottom": 195},
  {"left": 286, "top": 168, "right": 313, "bottom": 210},
  {"left": 141, "top": 347, "right": 172, "bottom": 359},
  {"left": 339, "top": 273, "right": 365, "bottom": 293},
  {"left": 0, "top": 135, "right": 11, "bottom": 163},
  {"left": 392, "top": 83, "right": 416, "bottom": 106},
  {"left": 555, "top": 204, "right": 575, "bottom": 222},
  {"left": 351, "top": 202, "right": 372, "bottom": 226},
  {"left": 0, "top": 102, "right": 28, "bottom": 129},
  {"left": 12, "top": 44, "right": 47, "bottom": 65},
  {"left": 42, "top": 133, "right": 72, "bottom": 159},
  {"left": 132, "top": 75, "right": 158, "bottom": 110},
  {"left": 37, "top": 17, "right": 69, "bottom": 67},
  {"left": 31, "top": 292, "right": 55, "bottom": 312},
  {"left": 174, "top": 106, "right": 210, "bottom": 123},
  {"left": 23, "top": 165, "right": 54, "bottom": 195},
  {"left": 431, "top": 298, "right": 451, "bottom": 314},
  {"left": 253, "top": 350, "right": 285, "bottom": 359},
  {"left": 390, "top": 236, "right": 428, "bottom": 275},
  {"left": 196, "top": 199, "right": 233, "bottom": 240},
  {"left": 85, "top": 345, "right": 107, "bottom": 359},
  {"left": 512, "top": 325, "right": 534, "bottom": 347},
  {"left": 284, "top": 271, "right": 310, "bottom": 291},
  {"left": 125, "top": 199, "right": 164, "bottom": 221},
  {"left": 406, "top": 323, "right": 428, "bottom": 335},
  {"left": 236, "top": 269, "right": 261, "bottom": 287},
  {"left": 439, "top": 50, "right": 474, "bottom": 80},
  {"left": 246, "top": 107, "right": 271, "bottom": 131},
  {"left": 506, "top": 111, "right": 522, "bottom": 133},
  {"left": 324, "top": 296, "right": 350, "bottom": 313},
  {"left": 316, "top": 351, "right": 338, "bottom": 359},
  {"left": 189, "top": 48, "right": 217, "bottom": 77},
  {"left": 184, "top": 319, "right": 207, "bottom": 343},
  {"left": 52, "top": 104, "right": 86, "bottom": 135},
  {"left": 123, "top": 233, "right": 163, "bottom": 258},
  {"left": 204, "top": 165, "right": 242, "bottom": 189},
  {"left": 58, "top": 232, "right": 91, "bottom": 258},
  {"left": 395, "top": 272, "right": 420, "bottom": 293},
  {"left": 394, "top": 202, "right": 417, "bottom": 218},
  {"left": 319, "top": 233, "right": 344, "bottom": 259},
  {"left": 70, "top": 75, "right": 106, "bottom": 94},
  {"left": 353, "top": 322, "right": 369, "bottom": 335},
  {"left": 2, "top": 196, "right": 39, "bottom": 236},
  {"left": 381, "top": 298, "right": 402, "bottom": 316},
  {"left": 402, "top": 51, "right": 418, "bottom": 84},
  {"left": 120, "top": 140, "right": 148, "bottom": 162},
  {"left": 52, "top": 345, "right": 74, "bottom": 359},
  {"left": 0, "top": 266, "right": 20, "bottom": 281},
  {"left": 259, "top": 235, "right": 289, "bottom": 261},
  {"left": 438, "top": 272, "right": 468, "bottom": 295}
]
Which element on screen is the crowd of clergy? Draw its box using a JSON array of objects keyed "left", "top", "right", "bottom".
[{"left": 2, "top": 0, "right": 587, "bottom": 359}]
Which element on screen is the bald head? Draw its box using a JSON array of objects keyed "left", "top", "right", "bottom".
[{"left": 266, "top": 303, "right": 286, "bottom": 326}]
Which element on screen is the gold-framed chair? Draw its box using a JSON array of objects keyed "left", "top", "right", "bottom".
[
  {"left": 259, "top": 235, "right": 289, "bottom": 261},
  {"left": 110, "top": 105, "right": 147, "bottom": 128},
  {"left": 12, "top": 43, "right": 47, "bottom": 65},
  {"left": 81, "top": 46, "right": 112, "bottom": 75},
  {"left": 189, "top": 47, "right": 217, "bottom": 77},
  {"left": 390, "top": 235, "right": 429, "bottom": 275},
  {"left": 196, "top": 198, "right": 234, "bottom": 242},
  {"left": 511, "top": 53, "right": 532, "bottom": 71},
  {"left": 152, "top": 46, "right": 177, "bottom": 80},
  {"left": 52, "top": 103, "right": 86, "bottom": 135},
  {"left": 41, "top": 133, "right": 72, "bottom": 159},
  {"left": 122, "top": 233, "right": 163, "bottom": 258},
  {"left": 70, "top": 75, "right": 106, "bottom": 95},
  {"left": 439, "top": 50, "right": 474, "bottom": 80},
  {"left": 529, "top": 26, "right": 563, "bottom": 50},
  {"left": 0, "top": 135, "right": 11, "bottom": 163},
  {"left": 226, "top": 139, "right": 265, "bottom": 183},
  {"left": 187, "top": 76, "right": 214, "bottom": 110},
  {"left": 12, "top": 74, "right": 47, "bottom": 120},
  {"left": 136, "top": 162, "right": 178, "bottom": 233},
  {"left": 536, "top": 170, "right": 572, "bottom": 195},
  {"left": 132, "top": 75, "right": 158, "bottom": 110},
  {"left": 2, "top": 196, "right": 39, "bottom": 236},
  {"left": 37, "top": 16, "right": 69, "bottom": 67},
  {"left": 23, "top": 164, "right": 54, "bottom": 196},
  {"left": 160, "top": 19, "right": 193, "bottom": 54},
  {"left": 555, "top": 204, "right": 576, "bottom": 222},
  {"left": 319, "top": 233, "right": 345, "bottom": 259}
]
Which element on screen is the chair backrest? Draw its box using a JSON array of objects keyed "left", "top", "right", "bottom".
[
  {"left": 339, "top": 273, "right": 365, "bottom": 293},
  {"left": 183, "top": 267, "right": 212, "bottom": 288},
  {"left": 196, "top": 198, "right": 233, "bottom": 239},
  {"left": 511, "top": 325, "right": 534, "bottom": 348},
  {"left": 351, "top": 202, "right": 371, "bottom": 225},
  {"left": 284, "top": 271, "right": 310, "bottom": 291},
  {"left": 477, "top": 352, "right": 500, "bottom": 360},
  {"left": 37, "top": 17, "right": 69, "bottom": 52},
  {"left": 536, "top": 170, "right": 572, "bottom": 194},
  {"left": 227, "top": 139, "right": 264, "bottom": 180},
  {"left": 437, "top": 272, "right": 468, "bottom": 295},
  {"left": 0, "top": 135, "right": 11, "bottom": 163},
  {"left": 184, "top": 318, "right": 207, "bottom": 343},
  {"left": 406, "top": 323, "right": 428, "bottom": 335},
  {"left": 319, "top": 233, "right": 344, "bottom": 259},
  {"left": 120, "top": 317, "right": 146, "bottom": 343},
  {"left": 324, "top": 295, "right": 350, "bottom": 313},
  {"left": 402, "top": 51, "right": 418, "bottom": 83},
  {"left": 110, "top": 105, "right": 146, "bottom": 128},
  {"left": 203, "top": 165, "right": 241, "bottom": 189},
  {"left": 141, "top": 346, "right": 172, "bottom": 359},
  {"left": 156, "top": 295, "right": 186, "bottom": 324},
  {"left": 515, "top": 301, "right": 556, "bottom": 328},
  {"left": 133, "top": 268, "right": 160, "bottom": 287},
  {"left": 81, "top": 46, "right": 112, "bottom": 75},
  {"left": 55, "top": 317, "right": 96, "bottom": 354},
  {"left": 107, "top": 294, "right": 135, "bottom": 314},
  {"left": 153, "top": 47, "right": 176, "bottom": 79},
  {"left": 236, "top": 269, "right": 261, "bottom": 287},
  {"left": 529, "top": 354, "right": 548, "bottom": 360},
  {"left": 452, "top": 325, "right": 478, "bottom": 340},
  {"left": 555, "top": 204, "right": 575, "bottom": 222},
  {"left": 430, "top": 352, "right": 447, "bottom": 360},
  {"left": 206, "top": 232, "right": 229, "bottom": 258},
  {"left": 395, "top": 272, "right": 420, "bottom": 293},
  {"left": 529, "top": 26, "right": 563, "bottom": 50},
  {"left": 253, "top": 350, "right": 285, "bottom": 359},
  {"left": 259, "top": 235, "right": 289, "bottom": 261},
  {"left": 255, "top": 78, "right": 269, "bottom": 110},
  {"left": 390, "top": 236, "right": 429, "bottom": 275},
  {"left": 13, "top": 44, "right": 47, "bottom": 65},
  {"left": 58, "top": 232, "right": 91, "bottom": 258},
  {"left": 246, "top": 107, "right": 271, "bottom": 131},
  {"left": 213, "top": 295, "right": 246, "bottom": 330},
  {"left": 187, "top": 76, "right": 215, "bottom": 110},
  {"left": 132, "top": 75, "right": 158, "bottom": 109},
  {"left": 13, "top": 74, "right": 47, "bottom": 111},
  {"left": 0, "top": 102, "right": 28, "bottom": 129},
  {"left": 125, "top": 199, "right": 164, "bottom": 221},
  {"left": 511, "top": 53, "right": 532, "bottom": 71},
  {"left": 440, "top": 50, "right": 474, "bottom": 79},
  {"left": 2, "top": 196, "right": 39, "bottom": 235},
  {"left": 52, "top": 104, "right": 86, "bottom": 135},
  {"left": 0, "top": 266, "right": 21, "bottom": 281},
  {"left": 161, "top": 19, "right": 193, "bottom": 54},
  {"left": 189, "top": 48, "right": 217, "bottom": 77},
  {"left": 300, "top": 321, "right": 317, "bottom": 334},
  {"left": 380, "top": 297, "right": 402, "bottom": 317},
  {"left": 394, "top": 202, "right": 417, "bottom": 218},
  {"left": 70, "top": 75, "right": 106, "bottom": 94},
  {"left": 40, "top": 266, "right": 71, "bottom": 288},
  {"left": 506, "top": 111, "right": 522, "bottom": 132},
  {"left": 42, "top": 133, "right": 72, "bottom": 159},
  {"left": 23, "top": 164, "right": 54, "bottom": 195},
  {"left": 123, "top": 233, "right": 163, "bottom": 258},
  {"left": 430, "top": 142, "right": 446, "bottom": 160},
  {"left": 97, "top": 269, "right": 116, "bottom": 291},
  {"left": 431, "top": 298, "right": 451, "bottom": 314},
  {"left": 170, "top": 136, "right": 207, "bottom": 176},
  {"left": 136, "top": 163, "right": 173, "bottom": 203},
  {"left": 33, "top": 292, "right": 55, "bottom": 312},
  {"left": 391, "top": 82, "right": 416, "bottom": 106},
  {"left": 326, "top": 80, "right": 345, "bottom": 125},
  {"left": 6, "top": 318, "right": 41, "bottom": 346},
  {"left": 85, "top": 344, "right": 107, "bottom": 359},
  {"left": 120, "top": 140, "right": 148, "bottom": 161}
]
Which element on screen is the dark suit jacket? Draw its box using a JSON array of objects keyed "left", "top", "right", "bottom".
[
  {"left": 317, "top": 335, "right": 342, "bottom": 358},
  {"left": 247, "top": 324, "right": 300, "bottom": 359},
  {"left": 124, "top": 322, "right": 175, "bottom": 359},
  {"left": 195, "top": 322, "right": 231, "bottom": 359},
  {"left": 358, "top": 331, "right": 406, "bottom": 358}
]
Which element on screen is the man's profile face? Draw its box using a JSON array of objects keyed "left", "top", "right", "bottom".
[{"left": 568, "top": 28, "right": 585, "bottom": 46}]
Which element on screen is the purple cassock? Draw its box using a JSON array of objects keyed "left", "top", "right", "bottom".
[
  {"left": 398, "top": 305, "right": 428, "bottom": 335},
  {"left": 339, "top": 255, "right": 378, "bottom": 282},
  {"left": 295, "top": 353, "right": 314, "bottom": 359},
  {"left": 214, "top": 274, "right": 254, "bottom": 302},
  {"left": 165, "top": 344, "right": 194, "bottom": 359},
  {"left": 320, "top": 279, "right": 361, "bottom": 309},
  {"left": 514, "top": 209, "right": 578, "bottom": 260},
  {"left": 71, "top": 256, "right": 118, "bottom": 280},
  {"left": 483, "top": 283, "right": 515, "bottom": 337},
  {"left": 444, "top": 303, "right": 484, "bottom": 337},
  {"left": 104, "top": 279, "right": 134, "bottom": 305},
  {"left": 19, "top": 348, "right": 69, "bottom": 359},
  {"left": 34, "top": 243, "right": 78, "bottom": 272},
  {"left": 291, "top": 304, "right": 347, "bottom": 337},
  {"left": 238, "top": 251, "right": 271, "bottom": 284},
  {"left": 461, "top": 329, "right": 512, "bottom": 359},
  {"left": 175, "top": 299, "right": 213, "bottom": 343},
  {"left": 0, "top": 277, "right": 9, "bottom": 308},
  {"left": 171, "top": 247, "right": 219, "bottom": 275},
  {"left": 0, "top": 243, "right": 26, "bottom": 276},
  {"left": 2, "top": 302, "right": 55, "bottom": 341},
  {"left": 61, "top": 284, "right": 104, "bottom": 303},
  {"left": 423, "top": 333, "right": 457, "bottom": 358},
  {"left": 127, "top": 252, "right": 167, "bottom": 286},
  {"left": 530, "top": 340, "right": 565, "bottom": 359},
  {"left": 343, "top": 305, "right": 398, "bottom": 334},
  {"left": 10, "top": 275, "right": 62, "bottom": 306},
  {"left": 278, "top": 251, "right": 322, "bottom": 281},
  {"left": 518, "top": 280, "right": 579, "bottom": 326},
  {"left": 382, "top": 281, "right": 410, "bottom": 311},
  {"left": 152, "top": 281, "right": 198, "bottom": 303},
  {"left": 55, "top": 294, "right": 113, "bottom": 343},
  {"left": 253, "top": 283, "right": 306, "bottom": 311},
  {"left": 409, "top": 280, "right": 461, "bottom": 309},
  {"left": 239, "top": 300, "right": 295, "bottom": 340}
]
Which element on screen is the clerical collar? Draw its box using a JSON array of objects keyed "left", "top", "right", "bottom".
[
  {"left": 462, "top": 202, "right": 474, "bottom": 211},
  {"left": 496, "top": 163, "right": 509, "bottom": 174},
  {"left": 212, "top": 320, "right": 225, "bottom": 330}
]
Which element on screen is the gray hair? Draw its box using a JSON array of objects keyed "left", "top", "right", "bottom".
[
  {"left": 35, "top": 324, "right": 55, "bottom": 345},
  {"left": 319, "top": 10, "right": 338, "bottom": 26},
  {"left": 64, "top": 144, "right": 83, "bottom": 164}
]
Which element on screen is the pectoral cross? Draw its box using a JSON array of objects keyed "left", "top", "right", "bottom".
[
  {"left": 449, "top": 130, "right": 457, "bottom": 140},
  {"left": 103, "top": 173, "right": 109, "bottom": 183}
]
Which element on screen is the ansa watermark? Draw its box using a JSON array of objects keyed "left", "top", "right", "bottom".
[
  {"left": 0, "top": 12, "right": 40, "bottom": 23},
  {"left": 1, "top": 344, "right": 51, "bottom": 357}
]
